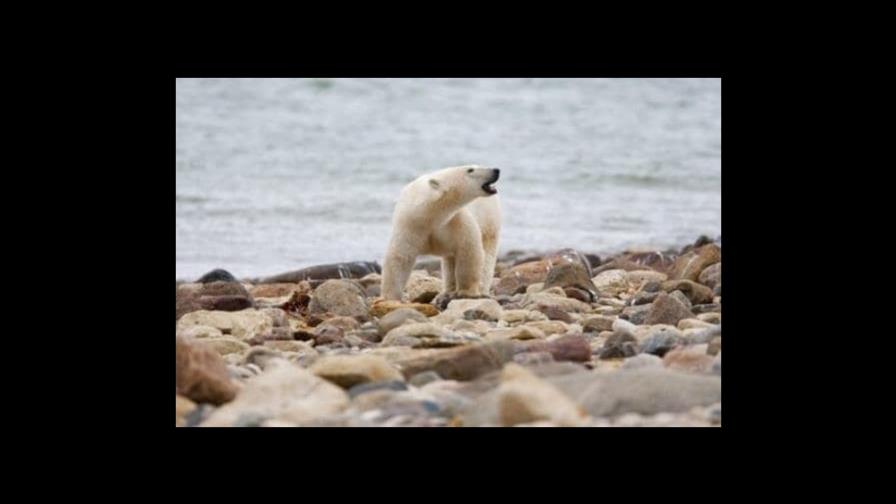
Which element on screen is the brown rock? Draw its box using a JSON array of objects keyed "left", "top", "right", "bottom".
[
  {"left": 308, "top": 280, "right": 369, "bottom": 318},
  {"left": 176, "top": 281, "right": 254, "bottom": 320},
  {"left": 668, "top": 244, "right": 721, "bottom": 282},
  {"left": 250, "top": 282, "right": 312, "bottom": 299},
  {"left": 645, "top": 292, "right": 694, "bottom": 326},
  {"left": 310, "top": 354, "right": 404, "bottom": 388},
  {"left": 524, "top": 334, "right": 591, "bottom": 362},
  {"left": 534, "top": 305, "right": 574, "bottom": 323},
  {"left": 312, "top": 325, "right": 344, "bottom": 345},
  {"left": 661, "top": 279, "right": 714, "bottom": 305},
  {"left": 663, "top": 345, "right": 715, "bottom": 374},
  {"left": 394, "top": 341, "right": 516, "bottom": 381},
  {"left": 369, "top": 299, "right": 439, "bottom": 318},
  {"left": 543, "top": 262, "right": 597, "bottom": 301},
  {"left": 176, "top": 336, "right": 238, "bottom": 405},
  {"left": 698, "top": 263, "right": 721, "bottom": 289},
  {"left": 176, "top": 394, "right": 197, "bottom": 426}
]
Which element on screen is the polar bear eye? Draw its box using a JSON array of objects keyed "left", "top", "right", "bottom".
[{"left": 467, "top": 168, "right": 474, "bottom": 174}]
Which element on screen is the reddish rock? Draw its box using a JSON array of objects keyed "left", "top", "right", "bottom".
[
  {"left": 175, "top": 336, "right": 238, "bottom": 405},
  {"left": 668, "top": 244, "right": 721, "bottom": 282}
]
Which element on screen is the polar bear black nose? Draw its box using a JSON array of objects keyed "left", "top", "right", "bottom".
[{"left": 492, "top": 168, "right": 500, "bottom": 179}]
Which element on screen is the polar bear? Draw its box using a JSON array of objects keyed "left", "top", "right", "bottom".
[{"left": 381, "top": 165, "right": 501, "bottom": 303}]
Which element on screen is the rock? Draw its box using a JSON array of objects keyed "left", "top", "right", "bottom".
[
  {"left": 177, "top": 324, "right": 223, "bottom": 339},
  {"left": 176, "top": 309, "right": 274, "bottom": 341},
  {"left": 263, "top": 340, "right": 316, "bottom": 354},
  {"left": 707, "top": 337, "right": 721, "bottom": 356},
  {"left": 449, "top": 318, "right": 493, "bottom": 337},
  {"left": 202, "top": 337, "right": 251, "bottom": 356},
  {"left": 347, "top": 379, "right": 409, "bottom": 398},
  {"left": 612, "top": 318, "right": 639, "bottom": 337},
  {"left": 404, "top": 271, "right": 443, "bottom": 303},
  {"left": 197, "top": 268, "right": 238, "bottom": 283},
  {"left": 564, "top": 287, "right": 593, "bottom": 303},
  {"left": 434, "top": 298, "right": 503, "bottom": 324},
  {"left": 201, "top": 361, "right": 349, "bottom": 426},
  {"left": 640, "top": 327, "right": 683, "bottom": 356},
  {"left": 250, "top": 282, "right": 311, "bottom": 299},
  {"left": 621, "top": 304, "right": 652, "bottom": 325},
  {"left": 692, "top": 303, "right": 721, "bottom": 314},
  {"left": 177, "top": 281, "right": 254, "bottom": 320},
  {"left": 308, "top": 279, "right": 369, "bottom": 318},
  {"left": 312, "top": 324, "right": 344, "bottom": 345},
  {"left": 631, "top": 291, "right": 661, "bottom": 305},
  {"left": 669, "top": 290, "right": 693, "bottom": 309},
  {"left": 519, "top": 291, "right": 591, "bottom": 313},
  {"left": 644, "top": 292, "right": 694, "bottom": 326},
  {"left": 485, "top": 326, "right": 546, "bottom": 341},
  {"left": 358, "top": 273, "right": 383, "bottom": 297},
  {"left": 318, "top": 316, "right": 361, "bottom": 332},
  {"left": 621, "top": 353, "right": 664, "bottom": 370},
  {"left": 382, "top": 322, "right": 456, "bottom": 347},
  {"left": 524, "top": 320, "right": 569, "bottom": 336},
  {"left": 678, "top": 318, "right": 715, "bottom": 330},
  {"left": 598, "top": 331, "right": 638, "bottom": 359},
  {"left": 409, "top": 371, "right": 442, "bottom": 387},
  {"left": 259, "top": 308, "right": 289, "bottom": 327},
  {"left": 543, "top": 262, "right": 598, "bottom": 301},
  {"left": 176, "top": 394, "right": 197, "bottom": 426},
  {"left": 713, "top": 286, "right": 721, "bottom": 297},
  {"left": 546, "top": 367, "right": 722, "bottom": 417},
  {"left": 242, "top": 347, "right": 289, "bottom": 370},
  {"left": 535, "top": 305, "right": 574, "bottom": 323},
  {"left": 626, "top": 270, "right": 669, "bottom": 286},
  {"left": 495, "top": 363, "right": 588, "bottom": 426},
  {"left": 641, "top": 281, "right": 662, "bottom": 293},
  {"left": 591, "top": 269, "right": 629, "bottom": 297},
  {"left": 623, "top": 251, "right": 679, "bottom": 273},
  {"left": 668, "top": 244, "right": 721, "bottom": 282},
  {"left": 684, "top": 325, "right": 722, "bottom": 344},
  {"left": 663, "top": 345, "right": 715, "bottom": 373},
  {"left": 698, "top": 263, "right": 721, "bottom": 289},
  {"left": 378, "top": 307, "right": 429, "bottom": 335},
  {"left": 259, "top": 261, "right": 381, "bottom": 284},
  {"left": 464, "top": 309, "right": 500, "bottom": 322},
  {"left": 394, "top": 341, "right": 516, "bottom": 381},
  {"left": 525, "top": 282, "right": 545, "bottom": 294},
  {"left": 494, "top": 259, "right": 554, "bottom": 295},
  {"left": 176, "top": 336, "right": 238, "bottom": 405},
  {"left": 500, "top": 309, "right": 548, "bottom": 324},
  {"left": 196, "top": 295, "right": 253, "bottom": 312},
  {"left": 697, "top": 312, "right": 722, "bottom": 324},
  {"left": 513, "top": 351, "right": 556, "bottom": 366},
  {"left": 582, "top": 315, "right": 616, "bottom": 333},
  {"left": 525, "top": 334, "right": 592, "bottom": 362},
  {"left": 661, "top": 280, "right": 713, "bottom": 305},
  {"left": 369, "top": 299, "right": 439, "bottom": 318},
  {"left": 712, "top": 352, "right": 721, "bottom": 375},
  {"left": 246, "top": 326, "right": 295, "bottom": 345}
]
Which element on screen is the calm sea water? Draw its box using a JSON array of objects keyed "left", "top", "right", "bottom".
[{"left": 176, "top": 78, "right": 721, "bottom": 280}]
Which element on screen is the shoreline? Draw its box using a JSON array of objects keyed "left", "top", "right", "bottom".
[{"left": 176, "top": 235, "right": 721, "bottom": 427}]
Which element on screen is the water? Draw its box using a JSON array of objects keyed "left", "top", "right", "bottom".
[{"left": 176, "top": 78, "right": 721, "bottom": 280}]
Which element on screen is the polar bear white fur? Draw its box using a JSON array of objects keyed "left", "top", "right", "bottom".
[{"left": 381, "top": 165, "right": 501, "bottom": 301}]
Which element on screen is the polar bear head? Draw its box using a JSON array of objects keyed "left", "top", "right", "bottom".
[{"left": 426, "top": 165, "right": 501, "bottom": 206}]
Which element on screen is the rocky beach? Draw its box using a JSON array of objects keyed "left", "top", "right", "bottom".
[{"left": 176, "top": 236, "right": 721, "bottom": 427}]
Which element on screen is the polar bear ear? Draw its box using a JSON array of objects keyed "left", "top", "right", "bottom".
[{"left": 429, "top": 179, "right": 441, "bottom": 190}]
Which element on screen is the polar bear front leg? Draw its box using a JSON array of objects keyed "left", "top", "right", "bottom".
[
  {"left": 381, "top": 242, "right": 418, "bottom": 301},
  {"left": 441, "top": 256, "right": 457, "bottom": 292},
  {"left": 451, "top": 225, "right": 485, "bottom": 298}
]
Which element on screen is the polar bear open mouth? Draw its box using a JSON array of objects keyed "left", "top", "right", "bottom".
[{"left": 482, "top": 171, "right": 500, "bottom": 195}]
